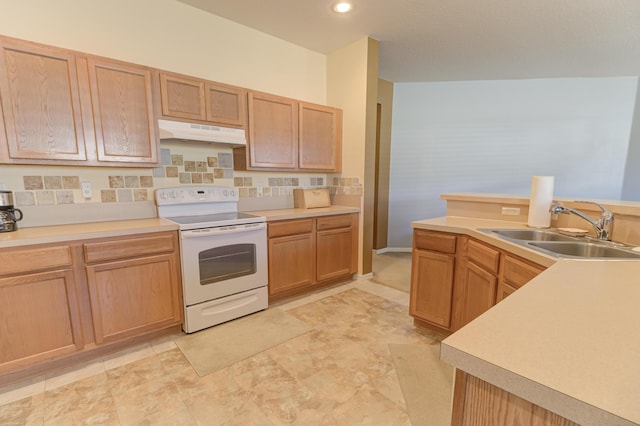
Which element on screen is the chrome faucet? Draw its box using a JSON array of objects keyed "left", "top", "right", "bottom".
[{"left": 549, "top": 201, "right": 614, "bottom": 241}]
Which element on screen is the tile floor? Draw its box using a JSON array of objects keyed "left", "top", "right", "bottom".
[{"left": 0, "top": 255, "right": 452, "bottom": 425}]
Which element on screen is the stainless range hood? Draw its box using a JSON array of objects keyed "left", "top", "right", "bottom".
[{"left": 158, "top": 119, "right": 246, "bottom": 147}]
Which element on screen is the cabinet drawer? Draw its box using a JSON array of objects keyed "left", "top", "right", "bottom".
[
  {"left": 467, "top": 239, "right": 500, "bottom": 274},
  {"left": 316, "top": 214, "right": 352, "bottom": 231},
  {"left": 84, "top": 233, "right": 176, "bottom": 263},
  {"left": 0, "top": 245, "right": 72, "bottom": 275},
  {"left": 268, "top": 219, "right": 313, "bottom": 238},
  {"left": 501, "top": 255, "right": 545, "bottom": 288},
  {"left": 413, "top": 230, "right": 456, "bottom": 254}
]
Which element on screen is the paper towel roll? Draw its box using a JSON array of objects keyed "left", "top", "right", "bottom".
[{"left": 527, "top": 176, "right": 554, "bottom": 228}]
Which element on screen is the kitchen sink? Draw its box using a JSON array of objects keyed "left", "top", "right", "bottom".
[
  {"left": 479, "top": 228, "right": 640, "bottom": 259},
  {"left": 528, "top": 242, "right": 640, "bottom": 259},
  {"left": 487, "top": 229, "right": 578, "bottom": 242}
]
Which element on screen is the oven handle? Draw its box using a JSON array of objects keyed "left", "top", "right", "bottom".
[{"left": 181, "top": 222, "right": 266, "bottom": 238}]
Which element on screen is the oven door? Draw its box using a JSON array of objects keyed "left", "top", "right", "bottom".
[{"left": 179, "top": 222, "right": 267, "bottom": 306}]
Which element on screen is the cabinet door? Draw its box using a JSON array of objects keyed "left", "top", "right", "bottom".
[
  {"left": 0, "top": 39, "right": 87, "bottom": 162},
  {"left": 410, "top": 249, "right": 455, "bottom": 329},
  {"left": 159, "top": 73, "right": 206, "bottom": 121},
  {"left": 268, "top": 233, "right": 314, "bottom": 296},
  {"left": 205, "top": 82, "right": 246, "bottom": 127},
  {"left": 87, "top": 58, "right": 158, "bottom": 164},
  {"left": 496, "top": 281, "right": 517, "bottom": 303},
  {"left": 86, "top": 254, "right": 182, "bottom": 344},
  {"left": 316, "top": 227, "right": 353, "bottom": 282},
  {"left": 298, "top": 102, "right": 342, "bottom": 171},
  {"left": 247, "top": 91, "right": 298, "bottom": 169},
  {"left": 454, "top": 261, "right": 498, "bottom": 329},
  {"left": 0, "top": 269, "right": 83, "bottom": 373}
]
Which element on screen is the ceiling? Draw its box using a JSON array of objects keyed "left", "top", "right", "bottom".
[{"left": 178, "top": 0, "right": 640, "bottom": 83}]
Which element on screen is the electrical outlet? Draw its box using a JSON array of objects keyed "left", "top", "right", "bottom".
[
  {"left": 256, "top": 183, "right": 263, "bottom": 197},
  {"left": 501, "top": 207, "right": 521, "bottom": 216},
  {"left": 81, "top": 182, "right": 93, "bottom": 199}
]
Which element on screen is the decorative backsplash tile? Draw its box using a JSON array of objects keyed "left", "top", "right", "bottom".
[
  {"left": 56, "top": 190, "right": 74, "bottom": 204},
  {"left": 124, "top": 176, "right": 140, "bottom": 188},
  {"left": 101, "top": 190, "right": 117, "bottom": 203},
  {"left": 117, "top": 189, "right": 133, "bottom": 202},
  {"left": 62, "top": 176, "right": 80, "bottom": 189},
  {"left": 36, "top": 191, "right": 56, "bottom": 205},
  {"left": 133, "top": 189, "right": 149, "bottom": 201},
  {"left": 23, "top": 176, "right": 44, "bottom": 190},
  {"left": 108, "top": 176, "right": 125, "bottom": 188},
  {"left": 140, "top": 176, "right": 154, "bottom": 188},
  {"left": 10, "top": 145, "right": 362, "bottom": 207},
  {"left": 44, "top": 176, "right": 63, "bottom": 190}
]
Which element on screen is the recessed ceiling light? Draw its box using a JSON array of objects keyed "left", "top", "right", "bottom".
[{"left": 333, "top": 2, "right": 353, "bottom": 14}]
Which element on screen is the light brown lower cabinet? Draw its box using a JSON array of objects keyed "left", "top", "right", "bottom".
[
  {"left": 268, "top": 218, "right": 315, "bottom": 297},
  {"left": 451, "top": 371, "right": 578, "bottom": 426},
  {"left": 410, "top": 249, "right": 455, "bottom": 328},
  {"left": 0, "top": 269, "right": 83, "bottom": 375},
  {"left": 0, "top": 231, "right": 183, "bottom": 383},
  {"left": 86, "top": 254, "right": 182, "bottom": 345},
  {"left": 452, "top": 238, "right": 500, "bottom": 330},
  {"left": 497, "top": 254, "right": 546, "bottom": 303},
  {"left": 410, "top": 230, "right": 546, "bottom": 335},
  {"left": 267, "top": 213, "right": 358, "bottom": 302}
]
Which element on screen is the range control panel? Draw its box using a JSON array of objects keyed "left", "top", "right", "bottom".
[{"left": 155, "top": 185, "right": 238, "bottom": 205}]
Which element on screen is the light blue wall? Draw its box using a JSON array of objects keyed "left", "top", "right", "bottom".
[{"left": 387, "top": 77, "right": 638, "bottom": 249}]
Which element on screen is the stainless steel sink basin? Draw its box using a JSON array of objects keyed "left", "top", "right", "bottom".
[
  {"left": 479, "top": 228, "right": 640, "bottom": 259},
  {"left": 527, "top": 242, "right": 640, "bottom": 259},
  {"left": 488, "top": 229, "right": 578, "bottom": 242}
]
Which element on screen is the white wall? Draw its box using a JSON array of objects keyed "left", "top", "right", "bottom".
[
  {"left": 327, "top": 37, "right": 379, "bottom": 274},
  {"left": 388, "top": 77, "right": 638, "bottom": 248},
  {"left": 0, "top": 0, "right": 330, "bottom": 223},
  {"left": 0, "top": 0, "right": 326, "bottom": 103}
]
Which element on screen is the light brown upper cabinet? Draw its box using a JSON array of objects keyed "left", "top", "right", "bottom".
[
  {"left": 158, "top": 72, "right": 246, "bottom": 127},
  {"left": 86, "top": 58, "right": 157, "bottom": 164},
  {"left": 299, "top": 102, "right": 342, "bottom": 171},
  {"left": 0, "top": 38, "right": 87, "bottom": 163},
  {"left": 247, "top": 91, "right": 298, "bottom": 169},
  {"left": 0, "top": 35, "right": 159, "bottom": 167},
  {"left": 235, "top": 92, "right": 343, "bottom": 172}
]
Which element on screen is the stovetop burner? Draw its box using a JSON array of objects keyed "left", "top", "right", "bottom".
[
  {"left": 155, "top": 185, "right": 266, "bottom": 230},
  {"left": 166, "top": 212, "right": 265, "bottom": 229},
  {"left": 167, "top": 212, "right": 260, "bottom": 225}
]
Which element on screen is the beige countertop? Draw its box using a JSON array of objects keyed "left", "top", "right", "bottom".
[
  {"left": 0, "top": 218, "right": 179, "bottom": 248},
  {"left": 0, "top": 206, "right": 360, "bottom": 248},
  {"left": 248, "top": 205, "right": 360, "bottom": 221},
  {"left": 441, "top": 192, "right": 640, "bottom": 216},
  {"left": 412, "top": 216, "right": 640, "bottom": 425}
]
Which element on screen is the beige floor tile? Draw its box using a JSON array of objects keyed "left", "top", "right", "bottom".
[
  {"left": 0, "top": 392, "right": 44, "bottom": 426},
  {"left": 0, "top": 255, "right": 454, "bottom": 425},
  {"left": 333, "top": 385, "right": 412, "bottom": 425},
  {"left": 0, "top": 375, "right": 45, "bottom": 406},
  {"left": 150, "top": 334, "right": 181, "bottom": 354},
  {"left": 45, "top": 358, "right": 105, "bottom": 391},
  {"left": 43, "top": 373, "right": 116, "bottom": 423},
  {"left": 102, "top": 342, "right": 155, "bottom": 371}
]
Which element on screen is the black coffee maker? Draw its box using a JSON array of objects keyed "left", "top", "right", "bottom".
[{"left": 0, "top": 190, "right": 23, "bottom": 232}]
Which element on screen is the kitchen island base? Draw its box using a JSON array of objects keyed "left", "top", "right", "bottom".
[{"left": 451, "top": 370, "right": 578, "bottom": 426}]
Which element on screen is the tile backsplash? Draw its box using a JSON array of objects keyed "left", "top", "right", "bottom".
[{"left": 3, "top": 145, "right": 362, "bottom": 209}]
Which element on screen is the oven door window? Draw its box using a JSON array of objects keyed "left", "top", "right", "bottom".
[{"left": 198, "top": 243, "right": 257, "bottom": 285}]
